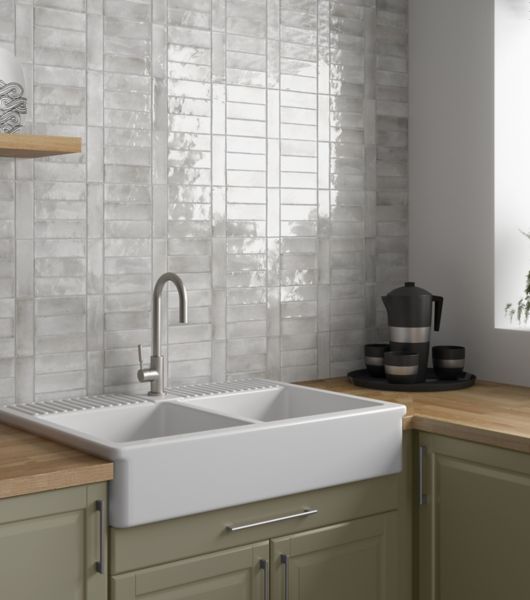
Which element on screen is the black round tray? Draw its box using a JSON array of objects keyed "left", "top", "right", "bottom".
[{"left": 348, "top": 368, "right": 476, "bottom": 392}]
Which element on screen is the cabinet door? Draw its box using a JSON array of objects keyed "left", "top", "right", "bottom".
[
  {"left": 111, "top": 541, "right": 269, "bottom": 600},
  {"left": 271, "top": 513, "right": 398, "bottom": 600},
  {"left": 0, "top": 482, "right": 107, "bottom": 600},
  {"left": 418, "top": 433, "right": 530, "bottom": 600}
]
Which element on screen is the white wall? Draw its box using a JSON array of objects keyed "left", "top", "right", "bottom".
[{"left": 409, "top": 0, "right": 530, "bottom": 386}]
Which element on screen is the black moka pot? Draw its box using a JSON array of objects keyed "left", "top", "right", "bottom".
[{"left": 382, "top": 282, "right": 443, "bottom": 383}]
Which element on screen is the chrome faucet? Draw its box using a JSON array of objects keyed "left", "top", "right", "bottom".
[{"left": 137, "top": 272, "right": 188, "bottom": 396}]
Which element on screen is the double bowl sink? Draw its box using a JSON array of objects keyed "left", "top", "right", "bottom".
[{"left": 0, "top": 380, "right": 406, "bottom": 528}]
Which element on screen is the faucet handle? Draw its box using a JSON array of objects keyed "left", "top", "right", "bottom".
[
  {"left": 137, "top": 344, "right": 144, "bottom": 369},
  {"left": 137, "top": 345, "right": 159, "bottom": 385}
]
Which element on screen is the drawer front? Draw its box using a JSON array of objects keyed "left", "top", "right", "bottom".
[{"left": 111, "top": 475, "right": 399, "bottom": 574}]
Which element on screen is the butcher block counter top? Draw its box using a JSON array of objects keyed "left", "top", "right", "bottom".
[
  {"left": 302, "top": 378, "right": 530, "bottom": 454},
  {"left": 0, "top": 423, "right": 113, "bottom": 500}
]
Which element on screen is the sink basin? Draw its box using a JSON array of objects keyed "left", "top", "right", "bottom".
[
  {"left": 0, "top": 380, "right": 406, "bottom": 528},
  {"left": 41, "top": 402, "right": 248, "bottom": 443},
  {"left": 179, "top": 385, "right": 381, "bottom": 421}
]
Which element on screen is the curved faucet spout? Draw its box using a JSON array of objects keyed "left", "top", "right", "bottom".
[
  {"left": 152, "top": 272, "right": 188, "bottom": 358},
  {"left": 137, "top": 272, "right": 188, "bottom": 396}
]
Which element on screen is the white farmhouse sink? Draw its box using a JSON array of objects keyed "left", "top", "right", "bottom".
[
  {"left": 0, "top": 380, "right": 406, "bottom": 528},
  {"left": 180, "top": 384, "right": 380, "bottom": 421},
  {"left": 40, "top": 402, "right": 248, "bottom": 443}
]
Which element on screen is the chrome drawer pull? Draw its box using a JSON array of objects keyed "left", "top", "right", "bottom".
[
  {"left": 95, "top": 500, "right": 104, "bottom": 574},
  {"left": 226, "top": 508, "right": 318, "bottom": 532},
  {"left": 419, "top": 445, "right": 427, "bottom": 506},
  {"left": 260, "top": 559, "right": 270, "bottom": 600},
  {"left": 281, "top": 554, "right": 289, "bottom": 600}
]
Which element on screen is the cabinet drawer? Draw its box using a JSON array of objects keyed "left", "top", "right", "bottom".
[{"left": 111, "top": 475, "right": 398, "bottom": 574}]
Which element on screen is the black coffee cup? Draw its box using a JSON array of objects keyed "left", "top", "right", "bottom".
[
  {"left": 432, "top": 346, "right": 465, "bottom": 380},
  {"left": 365, "top": 344, "right": 390, "bottom": 378},
  {"left": 384, "top": 351, "right": 419, "bottom": 384}
]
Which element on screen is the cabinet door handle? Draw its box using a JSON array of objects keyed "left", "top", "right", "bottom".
[
  {"left": 226, "top": 508, "right": 318, "bottom": 532},
  {"left": 95, "top": 500, "right": 105, "bottom": 574},
  {"left": 260, "top": 559, "right": 269, "bottom": 600},
  {"left": 281, "top": 554, "right": 289, "bottom": 600},
  {"left": 419, "top": 445, "right": 427, "bottom": 506}
]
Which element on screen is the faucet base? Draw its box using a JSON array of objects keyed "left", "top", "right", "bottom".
[
  {"left": 138, "top": 355, "right": 165, "bottom": 396},
  {"left": 147, "top": 355, "right": 164, "bottom": 396}
]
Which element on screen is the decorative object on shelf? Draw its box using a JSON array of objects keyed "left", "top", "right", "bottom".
[
  {"left": 347, "top": 368, "right": 476, "bottom": 392},
  {"left": 432, "top": 346, "right": 465, "bottom": 380},
  {"left": 504, "top": 229, "right": 530, "bottom": 325},
  {"left": 0, "top": 48, "right": 27, "bottom": 134}
]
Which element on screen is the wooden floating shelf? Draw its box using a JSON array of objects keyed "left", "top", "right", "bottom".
[{"left": 0, "top": 134, "right": 82, "bottom": 158}]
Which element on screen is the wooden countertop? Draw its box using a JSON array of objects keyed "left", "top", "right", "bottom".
[
  {"left": 301, "top": 378, "right": 530, "bottom": 453},
  {"left": 0, "top": 423, "right": 113, "bottom": 500}
]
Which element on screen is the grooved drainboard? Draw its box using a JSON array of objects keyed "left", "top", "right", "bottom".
[
  {"left": 8, "top": 393, "right": 148, "bottom": 416},
  {"left": 166, "top": 379, "right": 280, "bottom": 399}
]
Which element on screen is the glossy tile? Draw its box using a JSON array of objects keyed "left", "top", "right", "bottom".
[{"left": 0, "top": 0, "right": 407, "bottom": 398}]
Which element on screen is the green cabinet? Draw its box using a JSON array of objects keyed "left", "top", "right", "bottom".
[
  {"left": 0, "top": 482, "right": 107, "bottom": 600},
  {"left": 271, "top": 514, "right": 399, "bottom": 600},
  {"left": 110, "top": 514, "right": 398, "bottom": 600},
  {"left": 111, "top": 542, "right": 269, "bottom": 600},
  {"left": 418, "top": 432, "right": 530, "bottom": 600},
  {"left": 108, "top": 441, "right": 414, "bottom": 600}
]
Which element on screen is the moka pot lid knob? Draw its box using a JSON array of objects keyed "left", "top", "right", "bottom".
[{"left": 385, "top": 281, "right": 432, "bottom": 298}]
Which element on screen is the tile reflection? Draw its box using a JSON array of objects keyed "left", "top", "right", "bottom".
[{"left": 0, "top": 0, "right": 408, "bottom": 400}]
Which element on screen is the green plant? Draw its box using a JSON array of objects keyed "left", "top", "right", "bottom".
[{"left": 505, "top": 230, "right": 530, "bottom": 325}]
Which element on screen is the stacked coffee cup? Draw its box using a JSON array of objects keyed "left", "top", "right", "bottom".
[{"left": 364, "top": 344, "right": 465, "bottom": 384}]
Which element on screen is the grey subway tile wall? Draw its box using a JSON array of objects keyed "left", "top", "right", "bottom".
[{"left": 0, "top": 0, "right": 407, "bottom": 403}]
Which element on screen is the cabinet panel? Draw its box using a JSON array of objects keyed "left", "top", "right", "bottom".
[
  {"left": 271, "top": 513, "right": 398, "bottom": 600},
  {"left": 87, "top": 482, "right": 109, "bottom": 600},
  {"left": 398, "top": 430, "right": 415, "bottom": 600},
  {"left": 0, "top": 482, "right": 107, "bottom": 600},
  {"left": 418, "top": 433, "right": 530, "bottom": 600},
  {"left": 111, "top": 541, "right": 269, "bottom": 600},
  {"left": 0, "top": 509, "right": 85, "bottom": 600}
]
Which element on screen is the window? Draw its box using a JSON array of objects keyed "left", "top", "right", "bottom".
[{"left": 495, "top": 0, "right": 530, "bottom": 329}]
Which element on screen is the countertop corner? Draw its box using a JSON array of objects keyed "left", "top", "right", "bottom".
[
  {"left": 0, "top": 423, "right": 113, "bottom": 500},
  {"left": 300, "top": 377, "right": 530, "bottom": 453}
]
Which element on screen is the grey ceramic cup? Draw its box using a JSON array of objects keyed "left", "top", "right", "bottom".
[
  {"left": 432, "top": 346, "right": 465, "bottom": 380},
  {"left": 384, "top": 351, "right": 419, "bottom": 384},
  {"left": 365, "top": 344, "right": 390, "bottom": 378}
]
